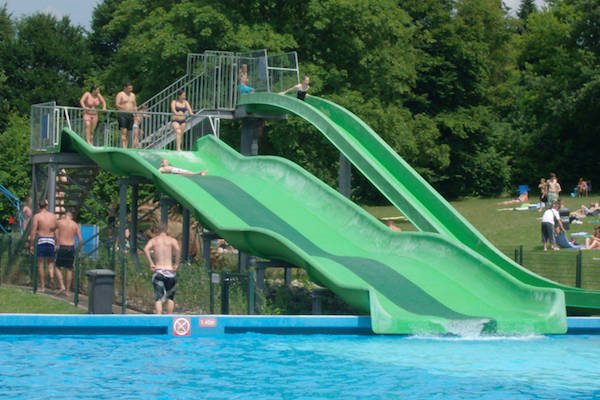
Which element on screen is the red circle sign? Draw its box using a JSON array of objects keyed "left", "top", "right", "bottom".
[{"left": 173, "top": 317, "right": 191, "bottom": 336}]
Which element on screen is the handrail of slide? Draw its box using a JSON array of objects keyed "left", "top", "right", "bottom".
[
  {"left": 59, "top": 127, "right": 566, "bottom": 334},
  {"left": 236, "top": 92, "right": 600, "bottom": 313}
]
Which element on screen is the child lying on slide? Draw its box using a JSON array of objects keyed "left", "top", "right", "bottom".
[{"left": 158, "top": 159, "right": 208, "bottom": 176}]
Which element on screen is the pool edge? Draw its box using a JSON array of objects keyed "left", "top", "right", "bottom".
[{"left": 0, "top": 315, "right": 597, "bottom": 336}]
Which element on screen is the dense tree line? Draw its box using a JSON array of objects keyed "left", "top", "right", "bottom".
[{"left": 0, "top": 0, "right": 599, "bottom": 224}]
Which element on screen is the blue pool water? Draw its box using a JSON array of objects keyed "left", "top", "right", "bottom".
[{"left": 1, "top": 334, "right": 598, "bottom": 399}]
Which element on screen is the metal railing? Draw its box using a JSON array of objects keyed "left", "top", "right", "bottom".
[
  {"left": 30, "top": 50, "right": 300, "bottom": 153},
  {"left": 31, "top": 104, "right": 171, "bottom": 151}
]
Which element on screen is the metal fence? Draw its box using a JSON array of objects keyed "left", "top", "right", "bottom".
[
  {"left": 31, "top": 50, "right": 300, "bottom": 153},
  {"left": 497, "top": 245, "right": 600, "bottom": 290},
  {"left": 30, "top": 104, "right": 217, "bottom": 152},
  {"left": 0, "top": 232, "right": 256, "bottom": 315}
]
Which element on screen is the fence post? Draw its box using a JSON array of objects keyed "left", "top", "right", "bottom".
[
  {"left": 32, "top": 243, "right": 38, "bottom": 293},
  {"left": 74, "top": 251, "right": 80, "bottom": 307},
  {"left": 221, "top": 270, "right": 230, "bottom": 315},
  {"left": 576, "top": 251, "right": 582, "bottom": 288},
  {"left": 248, "top": 268, "right": 255, "bottom": 315},
  {"left": 519, "top": 245, "right": 523, "bottom": 266},
  {"left": 514, "top": 248, "right": 519, "bottom": 263},
  {"left": 0, "top": 237, "right": 4, "bottom": 286}
]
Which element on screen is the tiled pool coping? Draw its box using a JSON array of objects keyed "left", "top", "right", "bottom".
[{"left": 0, "top": 315, "right": 597, "bottom": 336}]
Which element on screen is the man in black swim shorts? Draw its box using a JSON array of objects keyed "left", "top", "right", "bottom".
[
  {"left": 143, "top": 223, "right": 181, "bottom": 314},
  {"left": 115, "top": 82, "right": 137, "bottom": 148},
  {"left": 55, "top": 212, "right": 82, "bottom": 297},
  {"left": 117, "top": 112, "right": 134, "bottom": 131},
  {"left": 55, "top": 245, "right": 75, "bottom": 269}
]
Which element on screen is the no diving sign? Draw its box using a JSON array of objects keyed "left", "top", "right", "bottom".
[{"left": 172, "top": 317, "right": 191, "bottom": 336}]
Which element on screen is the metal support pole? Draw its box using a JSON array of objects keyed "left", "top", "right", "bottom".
[
  {"left": 202, "top": 230, "right": 215, "bottom": 314},
  {"left": 284, "top": 267, "right": 292, "bottom": 287},
  {"left": 31, "top": 164, "right": 38, "bottom": 214},
  {"left": 221, "top": 271, "right": 230, "bottom": 315},
  {"left": 256, "top": 265, "right": 265, "bottom": 291},
  {"left": 238, "top": 251, "right": 250, "bottom": 273},
  {"left": 248, "top": 268, "right": 255, "bottom": 315},
  {"left": 240, "top": 118, "right": 262, "bottom": 156},
  {"left": 118, "top": 181, "right": 128, "bottom": 259},
  {"left": 514, "top": 248, "right": 518, "bottom": 263},
  {"left": 182, "top": 208, "right": 190, "bottom": 263},
  {"left": 519, "top": 245, "right": 523, "bottom": 266},
  {"left": 312, "top": 291, "right": 323, "bottom": 315},
  {"left": 202, "top": 232, "right": 212, "bottom": 270},
  {"left": 576, "top": 251, "right": 582, "bottom": 288},
  {"left": 47, "top": 164, "right": 57, "bottom": 213},
  {"left": 131, "top": 184, "right": 138, "bottom": 252},
  {"left": 118, "top": 180, "right": 128, "bottom": 314},
  {"left": 339, "top": 153, "right": 351, "bottom": 199},
  {"left": 160, "top": 197, "right": 169, "bottom": 228},
  {"left": 74, "top": 251, "right": 80, "bottom": 307},
  {"left": 32, "top": 248, "right": 38, "bottom": 294}
]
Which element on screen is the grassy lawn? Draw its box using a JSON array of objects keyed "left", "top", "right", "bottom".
[
  {"left": 364, "top": 195, "right": 599, "bottom": 251},
  {"left": 0, "top": 286, "right": 86, "bottom": 314},
  {"left": 364, "top": 195, "right": 600, "bottom": 290}
]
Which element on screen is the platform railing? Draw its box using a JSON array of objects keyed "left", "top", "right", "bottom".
[
  {"left": 31, "top": 50, "right": 301, "bottom": 153},
  {"left": 31, "top": 104, "right": 174, "bottom": 151}
]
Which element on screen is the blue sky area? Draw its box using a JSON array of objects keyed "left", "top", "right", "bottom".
[
  {"left": 3, "top": 0, "right": 100, "bottom": 29},
  {"left": 3, "top": 0, "right": 545, "bottom": 31}
]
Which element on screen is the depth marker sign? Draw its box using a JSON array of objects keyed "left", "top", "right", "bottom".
[{"left": 199, "top": 317, "right": 217, "bottom": 328}]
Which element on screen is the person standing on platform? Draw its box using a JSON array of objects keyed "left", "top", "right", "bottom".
[
  {"left": 143, "top": 223, "right": 181, "bottom": 314},
  {"left": 55, "top": 212, "right": 82, "bottom": 297},
  {"left": 115, "top": 82, "right": 137, "bottom": 148},
  {"left": 79, "top": 85, "right": 107, "bottom": 145},
  {"left": 170, "top": 90, "right": 194, "bottom": 152},
  {"left": 279, "top": 75, "right": 311, "bottom": 100},
  {"left": 29, "top": 200, "right": 63, "bottom": 293}
]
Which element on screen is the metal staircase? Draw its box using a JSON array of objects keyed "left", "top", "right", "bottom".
[
  {"left": 55, "top": 167, "right": 100, "bottom": 220},
  {"left": 30, "top": 49, "right": 300, "bottom": 154}
]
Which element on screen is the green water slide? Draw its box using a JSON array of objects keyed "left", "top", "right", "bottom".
[
  {"left": 237, "top": 93, "right": 600, "bottom": 313},
  {"left": 61, "top": 127, "right": 565, "bottom": 334}
]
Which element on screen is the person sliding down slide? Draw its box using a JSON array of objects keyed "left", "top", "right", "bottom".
[{"left": 158, "top": 159, "right": 208, "bottom": 176}]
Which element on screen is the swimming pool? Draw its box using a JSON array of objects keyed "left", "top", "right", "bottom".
[{"left": 1, "top": 332, "right": 598, "bottom": 399}]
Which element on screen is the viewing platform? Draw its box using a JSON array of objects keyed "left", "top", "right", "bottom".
[{"left": 30, "top": 50, "right": 299, "bottom": 154}]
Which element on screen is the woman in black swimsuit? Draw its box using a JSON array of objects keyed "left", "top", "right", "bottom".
[
  {"left": 279, "top": 75, "right": 310, "bottom": 100},
  {"left": 171, "top": 90, "right": 194, "bottom": 151}
]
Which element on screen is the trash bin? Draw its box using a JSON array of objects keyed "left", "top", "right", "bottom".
[
  {"left": 559, "top": 206, "right": 570, "bottom": 231},
  {"left": 86, "top": 269, "right": 115, "bottom": 314}
]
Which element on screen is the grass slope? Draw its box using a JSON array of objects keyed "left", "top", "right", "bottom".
[{"left": 0, "top": 286, "right": 85, "bottom": 314}]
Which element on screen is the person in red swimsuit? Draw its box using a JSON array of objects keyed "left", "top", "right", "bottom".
[{"left": 79, "top": 85, "right": 107, "bottom": 145}]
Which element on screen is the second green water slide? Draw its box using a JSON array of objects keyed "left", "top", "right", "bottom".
[
  {"left": 61, "top": 128, "right": 565, "bottom": 334},
  {"left": 238, "top": 93, "right": 600, "bottom": 313}
]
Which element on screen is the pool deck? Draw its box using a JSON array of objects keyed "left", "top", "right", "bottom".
[{"left": 0, "top": 315, "right": 599, "bottom": 336}]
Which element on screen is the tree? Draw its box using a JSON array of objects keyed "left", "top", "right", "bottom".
[
  {"left": 0, "top": 113, "right": 30, "bottom": 225},
  {"left": 91, "top": 0, "right": 296, "bottom": 100},
  {"left": 0, "top": 4, "right": 14, "bottom": 131},
  {"left": 0, "top": 13, "right": 94, "bottom": 115},
  {"left": 0, "top": 3, "right": 13, "bottom": 42},
  {"left": 517, "top": 0, "right": 537, "bottom": 25},
  {"left": 509, "top": 0, "right": 600, "bottom": 188}
]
